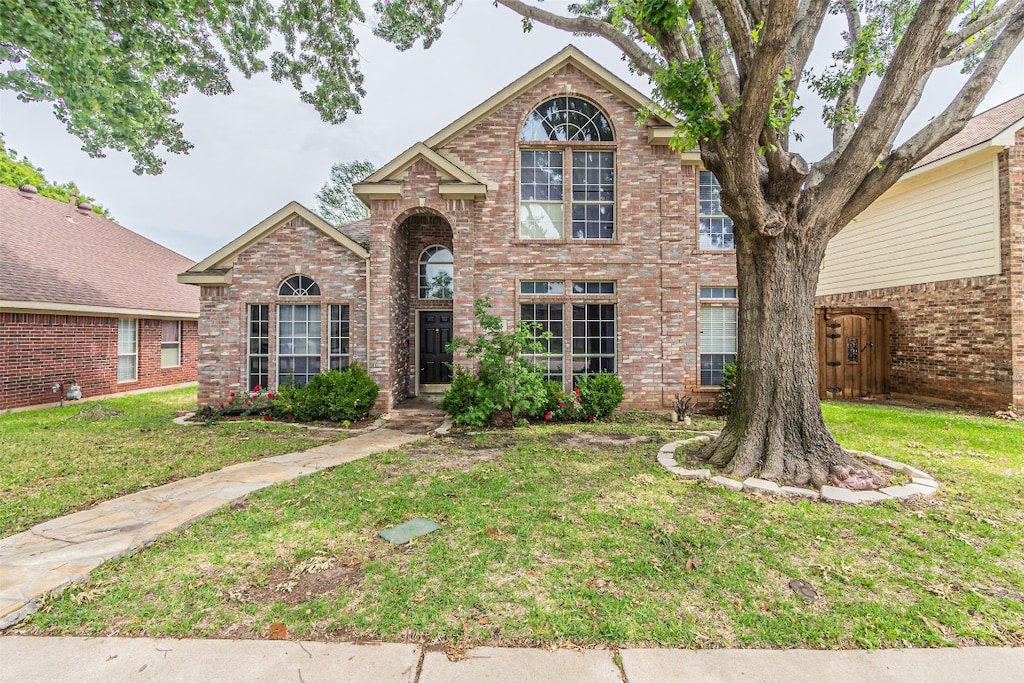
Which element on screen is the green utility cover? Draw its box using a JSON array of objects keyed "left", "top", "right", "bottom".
[{"left": 378, "top": 518, "right": 441, "bottom": 545}]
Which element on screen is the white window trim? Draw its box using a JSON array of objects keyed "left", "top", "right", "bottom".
[
  {"left": 160, "top": 321, "right": 181, "bottom": 368},
  {"left": 117, "top": 318, "right": 138, "bottom": 383}
]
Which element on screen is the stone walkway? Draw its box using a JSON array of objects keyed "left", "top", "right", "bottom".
[{"left": 0, "top": 403, "right": 445, "bottom": 629}]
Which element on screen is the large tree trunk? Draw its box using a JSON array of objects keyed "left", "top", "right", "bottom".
[{"left": 702, "top": 222, "right": 854, "bottom": 488}]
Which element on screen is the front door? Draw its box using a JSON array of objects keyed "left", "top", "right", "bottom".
[{"left": 419, "top": 311, "right": 453, "bottom": 386}]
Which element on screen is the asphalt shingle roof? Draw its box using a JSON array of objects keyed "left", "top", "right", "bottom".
[
  {"left": 0, "top": 186, "right": 199, "bottom": 315},
  {"left": 337, "top": 217, "right": 370, "bottom": 249},
  {"left": 916, "top": 93, "right": 1024, "bottom": 167}
]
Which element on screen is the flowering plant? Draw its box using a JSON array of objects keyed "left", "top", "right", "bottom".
[{"left": 202, "top": 384, "right": 274, "bottom": 425}]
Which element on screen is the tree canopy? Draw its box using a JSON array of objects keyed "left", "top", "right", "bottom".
[
  {"left": 315, "top": 159, "right": 376, "bottom": 225},
  {"left": 1, "top": 0, "right": 366, "bottom": 174},
  {"left": 0, "top": 137, "right": 109, "bottom": 216}
]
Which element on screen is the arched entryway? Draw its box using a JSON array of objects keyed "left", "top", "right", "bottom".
[{"left": 392, "top": 211, "right": 455, "bottom": 399}]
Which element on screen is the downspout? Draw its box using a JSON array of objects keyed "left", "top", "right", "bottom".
[{"left": 364, "top": 253, "right": 371, "bottom": 368}]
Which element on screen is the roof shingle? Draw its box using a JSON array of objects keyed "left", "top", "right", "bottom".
[
  {"left": 0, "top": 186, "right": 199, "bottom": 315},
  {"left": 916, "top": 93, "right": 1024, "bottom": 167}
]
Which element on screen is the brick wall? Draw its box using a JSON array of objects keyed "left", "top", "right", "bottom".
[
  {"left": 815, "top": 136, "right": 1023, "bottom": 410},
  {"left": 0, "top": 312, "right": 197, "bottom": 410},
  {"left": 196, "top": 217, "right": 368, "bottom": 407},
  {"left": 366, "top": 63, "right": 738, "bottom": 410}
]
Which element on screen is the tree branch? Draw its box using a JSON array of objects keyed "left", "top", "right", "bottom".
[
  {"left": 835, "top": 5, "right": 1024, "bottom": 230},
  {"left": 941, "top": 0, "right": 1021, "bottom": 55},
  {"left": 832, "top": 1, "right": 866, "bottom": 148},
  {"left": 736, "top": 0, "right": 799, "bottom": 142},
  {"left": 688, "top": 0, "right": 742, "bottom": 105},
  {"left": 494, "top": 0, "right": 658, "bottom": 76}
]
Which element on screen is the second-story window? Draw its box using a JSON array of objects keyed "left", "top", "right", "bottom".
[
  {"left": 699, "top": 171, "right": 735, "bottom": 250},
  {"left": 520, "top": 97, "right": 615, "bottom": 240}
]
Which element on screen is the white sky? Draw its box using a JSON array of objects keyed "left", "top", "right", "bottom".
[{"left": 1, "top": 0, "right": 1022, "bottom": 262}]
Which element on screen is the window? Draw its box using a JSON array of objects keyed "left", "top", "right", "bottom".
[
  {"left": 700, "top": 287, "right": 738, "bottom": 387},
  {"left": 279, "top": 275, "right": 320, "bottom": 296},
  {"left": 520, "top": 303, "right": 564, "bottom": 383},
  {"left": 117, "top": 319, "right": 137, "bottom": 382},
  {"left": 248, "top": 304, "right": 269, "bottom": 391},
  {"left": 329, "top": 305, "right": 350, "bottom": 370},
  {"left": 160, "top": 321, "right": 181, "bottom": 367},
  {"left": 520, "top": 97, "right": 615, "bottom": 240},
  {"left": 519, "top": 280, "right": 616, "bottom": 386},
  {"left": 419, "top": 246, "right": 454, "bottom": 299},
  {"left": 278, "top": 305, "right": 321, "bottom": 387},
  {"left": 699, "top": 171, "right": 735, "bottom": 250}
]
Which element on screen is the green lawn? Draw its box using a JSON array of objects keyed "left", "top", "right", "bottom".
[
  {"left": 18, "top": 400, "right": 1023, "bottom": 649},
  {"left": 0, "top": 387, "right": 343, "bottom": 534}
]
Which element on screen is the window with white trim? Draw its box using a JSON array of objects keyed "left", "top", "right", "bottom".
[
  {"left": 520, "top": 97, "right": 615, "bottom": 240},
  {"left": 248, "top": 304, "right": 270, "bottom": 391},
  {"left": 519, "top": 280, "right": 616, "bottom": 387},
  {"left": 278, "top": 304, "right": 321, "bottom": 387},
  {"left": 117, "top": 319, "right": 137, "bottom": 382},
  {"left": 700, "top": 287, "right": 738, "bottom": 386},
  {"left": 160, "top": 321, "right": 181, "bottom": 368},
  {"left": 419, "top": 246, "right": 453, "bottom": 299},
  {"left": 699, "top": 171, "right": 735, "bottom": 250},
  {"left": 329, "top": 304, "right": 350, "bottom": 370}
]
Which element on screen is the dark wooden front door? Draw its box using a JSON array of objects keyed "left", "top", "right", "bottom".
[{"left": 419, "top": 311, "right": 453, "bottom": 385}]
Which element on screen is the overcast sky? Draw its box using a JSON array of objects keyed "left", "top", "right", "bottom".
[{"left": 2, "top": 1, "right": 1022, "bottom": 262}]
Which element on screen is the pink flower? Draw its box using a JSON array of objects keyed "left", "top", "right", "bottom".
[
  {"left": 267, "top": 392, "right": 276, "bottom": 400},
  {"left": 263, "top": 415, "right": 273, "bottom": 421},
  {"left": 253, "top": 384, "right": 261, "bottom": 392},
  {"left": 229, "top": 392, "right": 235, "bottom": 398},
  {"left": 246, "top": 401, "right": 253, "bottom": 407},
  {"left": 573, "top": 388, "right": 580, "bottom": 396},
  {"left": 219, "top": 403, "right": 225, "bottom": 409},
  {"left": 588, "top": 415, "right": 596, "bottom": 422},
  {"left": 544, "top": 411, "right": 552, "bottom": 421},
  {"left": 557, "top": 402, "right": 564, "bottom": 408}
]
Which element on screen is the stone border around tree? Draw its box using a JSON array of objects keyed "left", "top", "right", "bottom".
[{"left": 657, "top": 435, "right": 941, "bottom": 505}]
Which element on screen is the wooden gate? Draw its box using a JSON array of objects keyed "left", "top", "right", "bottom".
[{"left": 815, "top": 307, "right": 891, "bottom": 400}]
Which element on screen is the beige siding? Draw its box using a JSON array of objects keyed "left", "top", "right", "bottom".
[{"left": 817, "top": 153, "right": 1001, "bottom": 295}]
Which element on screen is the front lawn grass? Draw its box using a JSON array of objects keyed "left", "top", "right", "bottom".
[
  {"left": 19, "top": 401, "right": 1024, "bottom": 649},
  {"left": 0, "top": 387, "right": 343, "bottom": 535}
]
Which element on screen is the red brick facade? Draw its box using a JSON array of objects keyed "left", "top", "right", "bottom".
[
  {"left": 0, "top": 312, "right": 198, "bottom": 410},
  {"left": 816, "top": 130, "right": 1024, "bottom": 410}
]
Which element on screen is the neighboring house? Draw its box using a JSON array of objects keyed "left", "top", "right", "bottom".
[
  {"left": 180, "top": 46, "right": 740, "bottom": 411},
  {"left": 817, "top": 94, "right": 1024, "bottom": 410},
  {"left": 0, "top": 185, "right": 200, "bottom": 410}
]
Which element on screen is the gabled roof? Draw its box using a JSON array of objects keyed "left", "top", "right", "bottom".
[
  {"left": 916, "top": 93, "right": 1024, "bottom": 168},
  {"left": 424, "top": 44, "right": 677, "bottom": 148},
  {"left": 0, "top": 185, "right": 199, "bottom": 318},
  {"left": 354, "top": 143, "right": 488, "bottom": 202},
  {"left": 179, "top": 202, "right": 368, "bottom": 285}
]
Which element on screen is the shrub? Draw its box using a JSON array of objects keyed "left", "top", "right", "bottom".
[
  {"left": 575, "top": 373, "right": 625, "bottom": 419},
  {"left": 439, "top": 367, "right": 499, "bottom": 428},
  {"left": 532, "top": 380, "right": 584, "bottom": 422},
  {"left": 716, "top": 362, "right": 738, "bottom": 415},
  {"left": 273, "top": 366, "right": 379, "bottom": 422}
]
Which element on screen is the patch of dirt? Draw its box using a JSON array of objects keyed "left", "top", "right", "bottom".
[
  {"left": 384, "top": 437, "right": 508, "bottom": 476},
  {"left": 69, "top": 403, "right": 123, "bottom": 420},
  {"left": 236, "top": 557, "right": 363, "bottom": 606},
  {"left": 551, "top": 432, "right": 657, "bottom": 450}
]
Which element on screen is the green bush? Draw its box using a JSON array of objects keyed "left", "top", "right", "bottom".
[
  {"left": 575, "top": 373, "right": 625, "bottom": 419},
  {"left": 272, "top": 366, "right": 379, "bottom": 422},
  {"left": 439, "top": 367, "right": 498, "bottom": 428},
  {"left": 716, "top": 362, "right": 737, "bottom": 415},
  {"left": 532, "top": 380, "right": 584, "bottom": 422}
]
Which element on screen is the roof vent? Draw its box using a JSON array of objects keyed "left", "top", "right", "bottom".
[
  {"left": 76, "top": 201, "right": 93, "bottom": 215},
  {"left": 19, "top": 184, "right": 38, "bottom": 198}
]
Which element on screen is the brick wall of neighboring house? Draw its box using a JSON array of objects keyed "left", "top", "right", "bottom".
[
  {"left": 196, "top": 216, "right": 368, "bottom": 407},
  {"left": 0, "top": 312, "right": 198, "bottom": 410},
  {"left": 366, "top": 63, "right": 738, "bottom": 410},
  {"left": 816, "top": 140, "right": 1023, "bottom": 410}
]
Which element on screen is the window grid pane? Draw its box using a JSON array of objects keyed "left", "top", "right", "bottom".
[
  {"left": 278, "top": 304, "right": 321, "bottom": 387},
  {"left": 699, "top": 171, "right": 735, "bottom": 250},
  {"left": 278, "top": 275, "right": 320, "bottom": 296},
  {"left": 419, "top": 247, "right": 454, "bottom": 299},
  {"left": 700, "top": 305, "right": 738, "bottom": 386},
  {"left": 571, "top": 303, "right": 616, "bottom": 382},
  {"left": 520, "top": 281, "right": 565, "bottom": 295},
  {"left": 160, "top": 321, "right": 180, "bottom": 368},
  {"left": 571, "top": 281, "right": 615, "bottom": 295},
  {"left": 521, "top": 97, "right": 614, "bottom": 142},
  {"left": 329, "top": 304, "right": 350, "bottom": 371},
  {"left": 248, "top": 305, "right": 270, "bottom": 390},
  {"left": 520, "top": 150, "right": 564, "bottom": 239},
  {"left": 521, "top": 303, "right": 564, "bottom": 383},
  {"left": 571, "top": 151, "right": 614, "bottom": 239},
  {"left": 700, "top": 286, "right": 738, "bottom": 300},
  {"left": 117, "top": 319, "right": 137, "bottom": 382}
]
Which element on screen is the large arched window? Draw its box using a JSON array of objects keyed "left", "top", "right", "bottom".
[
  {"left": 419, "top": 246, "right": 454, "bottom": 299},
  {"left": 276, "top": 274, "right": 321, "bottom": 387},
  {"left": 520, "top": 97, "right": 615, "bottom": 241},
  {"left": 278, "top": 274, "right": 320, "bottom": 296}
]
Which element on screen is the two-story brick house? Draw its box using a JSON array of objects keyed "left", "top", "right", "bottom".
[{"left": 180, "top": 46, "right": 740, "bottom": 411}]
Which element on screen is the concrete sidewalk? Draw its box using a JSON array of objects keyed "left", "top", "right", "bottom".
[
  {"left": 1, "top": 636, "right": 1021, "bottom": 682},
  {"left": 0, "top": 421, "right": 433, "bottom": 629}
]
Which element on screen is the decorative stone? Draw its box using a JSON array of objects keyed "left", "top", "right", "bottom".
[
  {"left": 742, "top": 477, "right": 781, "bottom": 495},
  {"left": 657, "top": 455, "right": 678, "bottom": 468},
  {"left": 880, "top": 483, "right": 937, "bottom": 500},
  {"left": 853, "top": 490, "right": 893, "bottom": 504},
  {"left": 670, "top": 468, "right": 712, "bottom": 480},
  {"left": 901, "top": 465, "right": 931, "bottom": 479},
  {"left": 821, "top": 485, "right": 861, "bottom": 505},
  {"left": 910, "top": 476, "right": 939, "bottom": 489},
  {"left": 856, "top": 452, "right": 905, "bottom": 470},
  {"left": 780, "top": 486, "right": 820, "bottom": 500},
  {"left": 710, "top": 476, "right": 743, "bottom": 491}
]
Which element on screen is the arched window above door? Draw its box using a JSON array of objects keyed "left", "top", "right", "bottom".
[{"left": 419, "top": 246, "right": 454, "bottom": 300}]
